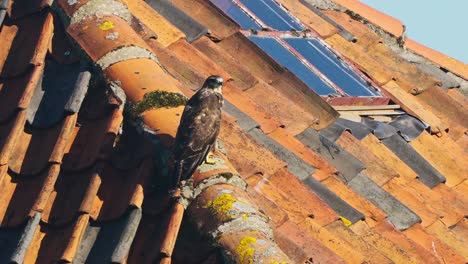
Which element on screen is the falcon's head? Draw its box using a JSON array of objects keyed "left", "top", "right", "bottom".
[{"left": 203, "top": 75, "right": 224, "bottom": 94}]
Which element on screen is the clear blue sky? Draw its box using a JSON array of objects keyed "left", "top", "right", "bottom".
[{"left": 359, "top": 0, "right": 467, "bottom": 63}]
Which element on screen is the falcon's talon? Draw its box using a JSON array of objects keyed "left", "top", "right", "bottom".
[{"left": 204, "top": 152, "right": 217, "bottom": 164}]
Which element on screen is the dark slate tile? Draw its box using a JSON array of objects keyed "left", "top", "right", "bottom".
[
  {"left": 248, "top": 128, "right": 316, "bottom": 180},
  {"left": 145, "top": 0, "right": 209, "bottom": 42},
  {"left": 320, "top": 118, "right": 372, "bottom": 142},
  {"left": 0, "top": 10, "right": 6, "bottom": 28},
  {"left": 302, "top": 177, "right": 364, "bottom": 224},
  {"left": 362, "top": 118, "right": 398, "bottom": 140},
  {"left": 348, "top": 173, "right": 421, "bottom": 230},
  {"left": 27, "top": 60, "right": 90, "bottom": 128},
  {"left": 389, "top": 114, "right": 427, "bottom": 142},
  {"left": 2, "top": 212, "right": 42, "bottom": 264},
  {"left": 223, "top": 99, "right": 315, "bottom": 179},
  {"left": 223, "top": 100, "right": 259, "bottom": 132},
  {"left": 296, "top": 128, "right": 365, "bottom": 183},
  {"left": 74, "top": 208, "right": 142, "bottom": 264},
  {"left": 381, "top": 134, "right": 445, "bottom": 188}
]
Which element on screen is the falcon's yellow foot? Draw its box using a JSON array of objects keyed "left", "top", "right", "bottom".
[{"left": 204, "top": 151, "right": 217, "bottom": 165}]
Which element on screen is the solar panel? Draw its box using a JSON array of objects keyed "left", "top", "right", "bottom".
[
  {"left": 285, "top": 37, "right": 381, "bottom": 96},
  {"left": 238, "top": 0, "right": 303, "bottom": 31},
  {"left": 210, "top": 0, "right": 262, "bottom": 30},
  {"left": 249, "top": 36, "right": 337, "bottom": 96}
]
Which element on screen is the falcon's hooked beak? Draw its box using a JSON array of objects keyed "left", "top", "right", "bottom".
[{"left": 204, "top": 75, "right": 224, "bottom": 93}]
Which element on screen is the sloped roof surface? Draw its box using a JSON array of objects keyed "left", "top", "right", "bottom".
[{"left": 0, "top": 0, "right": 467, "bottom": 263}]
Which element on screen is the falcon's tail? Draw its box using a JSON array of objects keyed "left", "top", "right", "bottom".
[{"left": 171, "top": 160, "right": 184, "bottom": 191}]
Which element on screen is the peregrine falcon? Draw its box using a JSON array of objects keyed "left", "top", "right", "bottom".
[{"left": 171, "top": 75, "right": 224, "bottom": 190}]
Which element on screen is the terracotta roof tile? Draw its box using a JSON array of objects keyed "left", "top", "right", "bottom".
[
  {"left": 218, "top": 119, "right": 287, "bottom": 178},
  {"left": 245, "top": 81, "right": 320, "bottom": 136},
  {"left": 171, "top": 0, "right": 239, "bottom": 40},
  {"left": 322, "top": 176, "right": 387, "bottom": 227},
  {"left": 121, "top": 0, "right": 185, "bottom": 47},
  {"left": 336, "top": 131, "right": 398, "bottom": 186},
  {"left": 406, "top": 38, "right": 468, "bottom": 80},
  {"left": 325, "top": 220, "right": 393, "bottom": 263},
  {"left": 276, "top": 0, "right": 339, "bottom": 38},
  {"left": 0, "top": 12, "right": 52, "bottom": 78},
  {"left": 0, "top": 0, "right": 466, "bottom": 261},
  {"left": 331, "top": 0, "right": 405, "bottom": 38},
  {"left": 409, "top": 131, "right": 467, "bottom": 187},
  {"left": 426, "top": 219, "right": 468, "bottom": 259},
  {"left": 275, "top": 220, "right": 346, "bottom": 263},
  {"left": 403, "top": 223, "right": 466, "bottom": 263},
  {"left": 298, "top": 218, "right": 367, "bottom": 263},
  {"left": 192, "top": 36, "right": 258, "bottom": 90},
  {"left": 372, "top": 220, "right": 440, "bottom": 264},
  {"left": 325, "top": 34, "right": 392, "bottom": 85},
  {"left": 450, "top": 218, "right": 468, "bottom": 246}
]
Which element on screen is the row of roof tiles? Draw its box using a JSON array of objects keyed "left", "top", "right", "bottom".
[{"left": 0, "top": 0, "right": 467, "bottom": 263}]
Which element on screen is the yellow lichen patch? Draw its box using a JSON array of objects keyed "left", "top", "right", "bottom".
[
  {"left": 235, "top": 236, "right": 256, "bottom": 264},
  {"left": 99, "top": 21, "right": 114, "bottom": 31},
  {"left": 206, "top": 193, "right": 236, "bottom": 217},
  {"left": 340, "top": 216, "right": 353, "bottom": 227}
]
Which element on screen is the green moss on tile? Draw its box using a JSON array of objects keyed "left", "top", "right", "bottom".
[{"left": 130, "top": 90, "right": 188, "bottom": 117}]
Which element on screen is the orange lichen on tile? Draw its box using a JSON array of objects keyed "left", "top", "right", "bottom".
[
  {"left": 171, "top": 0, "right": 239, "bottom": 40},
  {"left": 218, "top": 119, "right": 287, "bottom": 178},
  {"left": 382, "top": 179, "right": 438, "bottom": 228},
  {"left": 325, "top": 34, "right": 392, "bottom": 85},
  {"left": 382, "top": 81, "right": 447, "bottom": 134},
  {"left": 276, "top": 0, "right": 339, "bottom": 38},
  {"left": 322, "top": 10, "right": 382, "bottom": 47},
  {"left": 325, "top": 220, "right": 393, "bottom": 264},
  {"left": 332, "top": 0, "right": 405, "bottom": 37},
  {"left": 274, "top": 220, "right": 346, "bottom": 263},
  {"left": 0, "top": 12, "right": 53, "bottom": 78},
  {"left": 266, "top": 168, "right": 338, "bottom": 226},
  {"left": 322, "top": 176, "right": 387, "bottom": 227},
  {"left": 68, "top": 15, "right": 151, "bottom": 62},
  {"left": 403, "top": 223, "right": 466, "bottom": 263},
  {"left": 372, "top": 221, "right": 440, "bottom": 264},
  {"left": 167, "top": 39, "right": 232, "bottom": 82},
  {"left": 410, "top": 131, "right": 467, "bottom": 187},
  {"left": 269, "top": 128, "right": 337, "bottom": 181},
  {"left": 192, "top": 36, "right": 258, "bottom": 90},
  {"left": 121, "top": 0, "right": 185, "bottom": 47},
  {"left": 406, "top": 38, "right": 468, "bottom": 80},
  {"left": 298, "top": 218, "right": 367, "bottom": 263},
  {"left": 336, "top": 131, "right": 398, "bottom": 186},
  {"left": 426, "top": 220, "right": 468, "bottom": 259},
  {"left": 245, "top": 81, "right": 320, "bottom": 136},
  {"left": 222, "top": 82, "right": 281, "bottom": 134}
]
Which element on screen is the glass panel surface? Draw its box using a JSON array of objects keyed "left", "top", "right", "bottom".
[
  {"left": 285, "top": 37, "right": 381, "bottom": 96},
  {"left": 249, "top": 36, "right": 336, "bottom": 96},
  {"left": 238, "top": 0, "right": 303, "bottom": 31},
  {"left": 211, "top": 0, "right": 262, "bottom": 30}
]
